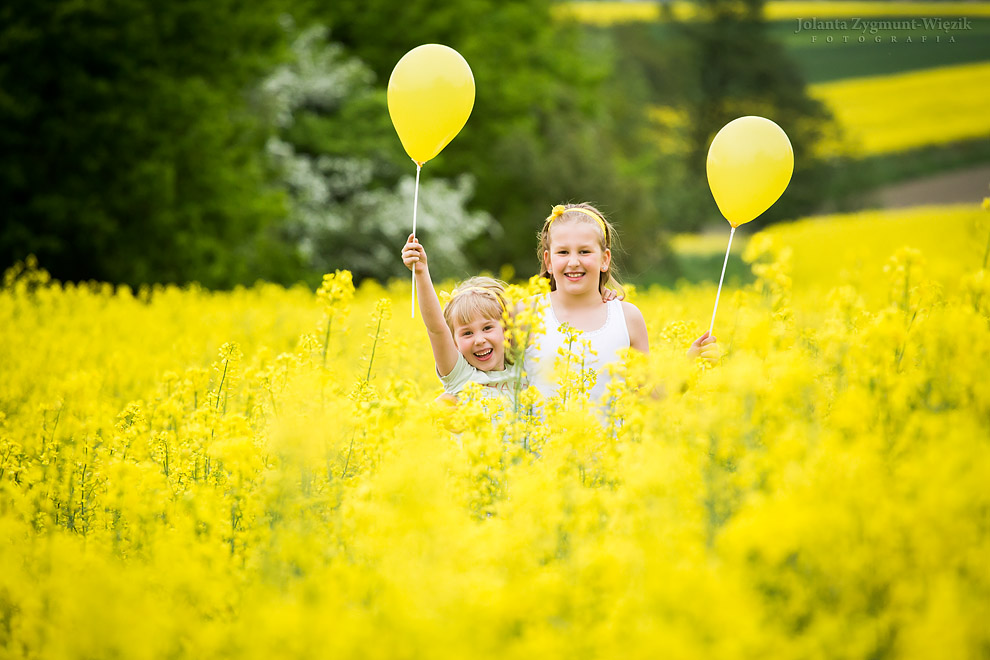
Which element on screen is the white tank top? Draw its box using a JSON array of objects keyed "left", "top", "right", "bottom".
[{"left": 525, "top": 294, "right": 630, "bottom": 403}]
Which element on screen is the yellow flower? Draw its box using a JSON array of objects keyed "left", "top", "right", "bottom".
[{"left": 316, "top": 269, "right": 355, "bottom": 311}]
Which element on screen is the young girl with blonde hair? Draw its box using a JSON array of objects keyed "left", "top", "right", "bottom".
[{"left": 401, "top": 234, "right": 522, "bottom": 408}]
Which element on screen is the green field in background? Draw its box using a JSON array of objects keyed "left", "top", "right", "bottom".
[{"left": 772, "top": 17, "right": 990, "bottom": 82}]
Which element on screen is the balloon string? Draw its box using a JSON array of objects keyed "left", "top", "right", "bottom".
[
  {"left": 709, "top": 225, "right": 736, "bottom": 337},
  {"left": 411, "top": 161, "right": 422, "bottom": 319}
]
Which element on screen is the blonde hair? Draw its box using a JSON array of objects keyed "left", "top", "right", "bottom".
[
  {"left": 537, "top": 202, "right": 625, "bottom": 298},
  {"left": 443, "top": 274, "right": 508, "bottom": 331}
]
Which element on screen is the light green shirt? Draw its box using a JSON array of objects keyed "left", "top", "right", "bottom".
[{"left": 440, "top": 353, "right": 525, "bottom": 410}]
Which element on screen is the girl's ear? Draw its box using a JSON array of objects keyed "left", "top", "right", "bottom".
[
  {"left": 601, "top": 248, "right": 612, "bottom": 272},
  {"left": 543, "top": 249, "right": 552, "bottom": 272}
]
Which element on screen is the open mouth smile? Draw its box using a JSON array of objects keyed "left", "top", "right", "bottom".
[
  {"left": 564, "top": 272, "right": 585, "bottom": 281},
  {"left": 474, "top": 348, "right": 494, "bottom": 361}
]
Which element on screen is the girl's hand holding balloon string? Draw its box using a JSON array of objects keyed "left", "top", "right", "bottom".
[
  {"left": 688, "top": 331, "right": 721, "bottom": 365},
  {"left": 402, "top": 235, "right": 428, "bottom": 274}
]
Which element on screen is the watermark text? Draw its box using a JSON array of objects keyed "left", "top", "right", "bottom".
[{"left": 794, "top": 17, "right": 973, "bottom": 43}]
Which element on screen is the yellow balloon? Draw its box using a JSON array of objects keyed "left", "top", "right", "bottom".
[
  {"left": 387, "top": 44, "right": 475, "bottom": 165},
  {"left": 706, "top": 116, "right": 794, "bottom": 227}
]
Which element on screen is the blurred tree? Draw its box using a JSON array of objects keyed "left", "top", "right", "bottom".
[
  {"left": 296, "top": 0, "right": 666, "bottom": 278},
  {"left": 257, "top": 23, "right": 496, "bottom": 283},
  {"left": 608, "top": 0, "right": 844, "bottom": 232},
  {"left": 0, "top": 0, "right": 297, "bottom": 287},
  {"left": 2, "top": 0, "right": 834, "bottom": 288},
  {"left": 678, "top": 0, "right": 841, "bottom": 228}
]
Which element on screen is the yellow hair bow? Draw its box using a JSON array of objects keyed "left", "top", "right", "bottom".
[{"left": 547, "top": 204, "right": 608, "bottom": 240}]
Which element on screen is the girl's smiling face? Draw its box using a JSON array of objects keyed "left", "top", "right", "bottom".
[
  {"left": 452, "top": 315, "right": 506, "bottom": 371},
  {"left": 544, "top": 220, "right": 611, "bottom": 295}
]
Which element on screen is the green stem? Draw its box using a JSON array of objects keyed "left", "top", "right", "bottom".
[
  {"left": 268, "top": 389, "right": 279, "bottom": 419},
  {"left": 365, "top": 313, "right": 384, "bottom": 383},
  {"left": 229, "top": 502, "right": 239, "bottom": 557},
  {"left": 982, "top": 226, "right": 990, "bottom": 270},
  {"left": 561, "top": 336, "right": 574, "bottom": 408},
  {"left": 215, "top": 362, "right": 228, "bottom": 411},
  {"left": 902, "top": 261, "right": 911, "bottom": 315},
  {"left": 342, "top": 432, "right": 356, "bottom": 478},
  {"left": 322, "top": 316, "right": 333, "bottom": 369},
  {"left": 211, "top": 359, "right": 229, "bottom": 441},
  {"left": 79, "top": 460, "right": 88, "bottom": 536},
  {"left": 49, "top": 406, "right": 61, "bottom": 445}
]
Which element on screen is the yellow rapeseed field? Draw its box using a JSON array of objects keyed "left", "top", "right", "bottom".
[
  {"left": 809, "top": 62, "right": 990, "bottom": 156},
  {"left": 760, "top": 202, "right": 990, "bottom": 302},
  {"left": 2, "top": 201, "right": 990, "bottom": 658}
]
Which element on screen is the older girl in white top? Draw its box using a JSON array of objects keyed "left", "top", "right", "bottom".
[{"left": 525, "top": 203, "right": 717, "bottom": 403}]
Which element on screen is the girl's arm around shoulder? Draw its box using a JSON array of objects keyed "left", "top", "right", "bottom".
[{"left": 621, "top": 301, "right": 649, "bottom": 354}]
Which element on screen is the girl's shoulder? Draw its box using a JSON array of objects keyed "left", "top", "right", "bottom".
[
  {"left": 620, "top": 300, "right": 649, "bottom": 351},
  {"left": 619, "top": 299, "right": 645, "bottom": 321}
]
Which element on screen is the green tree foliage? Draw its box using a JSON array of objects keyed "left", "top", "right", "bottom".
[
  {"left": 679, "top": 0, "right": 841, "bottom": 227},
  {"left": 258, "top": 23, "right": 497, "bottom": 284},
  {"left": 0, "top": 0, "right": 295, "bottom": 287},
  {"left": 608, "top": 0, "right": 844, "bottom": 232},
  {"left": 300, "top": 0, "right": 666, "bottom": 278},
  {"left": 0, "top": 0, "right": 841, "bottom": 288}
]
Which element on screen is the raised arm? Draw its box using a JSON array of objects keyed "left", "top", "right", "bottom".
[{"left": 402, "top": 235, "right": 460, "bottom": 376}]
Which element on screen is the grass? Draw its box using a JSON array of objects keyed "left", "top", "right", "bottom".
[{"left": 851, "top": 139, "right": 990, "bottom": 189}]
